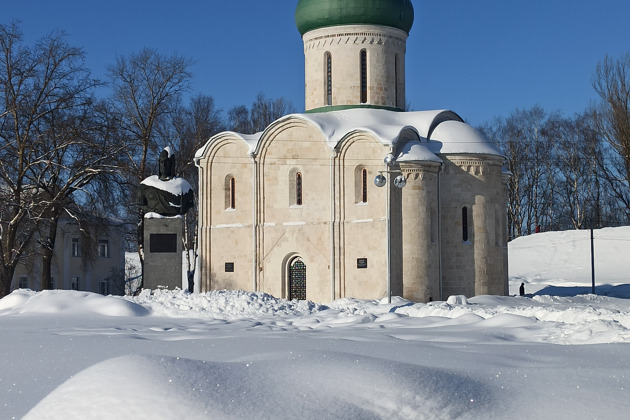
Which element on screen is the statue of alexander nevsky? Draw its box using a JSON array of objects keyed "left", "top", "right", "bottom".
[{"left": 136, "top": 147, "right": 195, "bottom": 293}]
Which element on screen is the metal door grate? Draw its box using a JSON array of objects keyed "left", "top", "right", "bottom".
[{"left": 289, "top": 259, "right": 306, "bottom": 300}]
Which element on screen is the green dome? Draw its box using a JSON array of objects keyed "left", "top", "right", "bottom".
[{"left": 295, "top": 0, "right": 414, "bottom": 35}]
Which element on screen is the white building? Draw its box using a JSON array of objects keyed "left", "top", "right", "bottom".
[
  {"left": 194, "top": 0, "right": 508, "bottom": 302},
  {"left": 12, "top": 216, "right": 126, "bottom": 295}
]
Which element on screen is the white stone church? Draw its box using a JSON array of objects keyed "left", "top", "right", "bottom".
[{"left": 194, "top": 0, "right": 508, "bottom": 303}]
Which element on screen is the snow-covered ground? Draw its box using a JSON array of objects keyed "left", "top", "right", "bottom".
[{"left": 1, "top": 227, "right": 630, "bottom": 419}]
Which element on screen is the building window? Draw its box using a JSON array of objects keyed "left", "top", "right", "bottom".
[
  {"left": 289, "top": 168, "right": 303, "bottom": 206},
  {"left": 325, "top": 52, "right": 332, "bottom": 106},
  {"left": 462, "top": 206, "right": 469, "bottom": 242},
  {"left": 71, "top": 237, "right": 80, "bottom": 257},
  {"left": 362, "top": 168, "right": 368, "bottom": 203},
  {"left": 99, "top": 279, "right": 110, "bottom": 295},
  {"left": 98, "top": 239, "right": 110, "bottom": 258},
  {"left": 354, "top": 166, "right": 369, "bottom": 203},
  {"left": 71, "top": 277, "right": 80, "bottom": 291},
  {"left": 18, "top": 276, "right": 28, "bottom": 289},
  {"left": 360, "top": 50, "right": 367, "bottom": 104},
  {"left": 230, "top": 177, "right": 236, "bottom": 209},
  {"left": 296, "top": 172, "right": 303, "bottom": 206},
  {"left": 225, "top": 175, "right": 236, "bottom": 210}
]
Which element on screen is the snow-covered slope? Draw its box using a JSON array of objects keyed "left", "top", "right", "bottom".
[
  {"left": 509, "top": 226, "right": 630, "bottom": 296},
  {"left": 2, "top": 227, "right": 630, "bottom": 419}
]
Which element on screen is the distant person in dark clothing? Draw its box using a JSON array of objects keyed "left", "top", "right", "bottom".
[{"left": 519, "top": 283, "right": 525, "bottom": 296}]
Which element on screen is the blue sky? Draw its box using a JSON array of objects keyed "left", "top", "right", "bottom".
[{"left": 4, "top": 0, "right": 630, "bottom": 126}]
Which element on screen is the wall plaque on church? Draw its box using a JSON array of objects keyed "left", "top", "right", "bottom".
[
  {"left": 225, "top": 262, "right": 234, "bottom": 272},
  {"left": 357, "top": 258, "right": 368, "bottom": 269},
  {"left": 149, "top": 233, "right": 177, "bottom": 253}
]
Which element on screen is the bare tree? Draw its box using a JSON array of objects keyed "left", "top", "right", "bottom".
[
  {"left": 106, "top": 48, "right": 192, "bottom": 268},
  {"left": 481, "top": 116, "right": 526, "bottom": 238},
  {"left": 227, "top": 93, "right": 294, "bottom": 134},
  {"left": 481, "top": 106, "right": 555, "bottom": 238},
  {"left": 251, "top": 93, "right": 294, "bottom": 132},
  {"left": 592, "top": 52, "right": 630, "bottom": 216},
  {"left": 34, "top": 98, "right": 126, "bottom": 290},
  {"left": 161, "top": 94, "right": 225, "bottom": 183},
  {"left": 227, "top": 105, "right": 252, "bottom": 133},
  {"left": 0, "top": 23, "right": 121, "bottom": 297},
  {"left": 157, "top": 94, "right": 224, "bottom": 288},
  {"left": 482, "top": 104, "right": 627, "bottom": 238},
  {"left": 546, "top": 113, "right": 604, "bottom": 229}
]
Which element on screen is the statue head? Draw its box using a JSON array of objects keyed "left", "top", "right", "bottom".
[{"left": 158, "top": 147, "right": 175, "bottom": 180}]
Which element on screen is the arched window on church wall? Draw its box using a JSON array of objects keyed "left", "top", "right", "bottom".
[
  {"left": 360, "top": 50, "right": 367, "bottom": 104},
  {"left": 362, "top": 168, "right": 368, "bottom": 203},
  {"left": 296, "top": 172, "right": 303, "bottom": 206},
  {"left": 225, "top": 175, "right": 235, "bottom": 210},
  {"left": 289, "top": 168, "right": 303, "bottom": 206},
  {"left": 354, "top": 166, "right": 368, "bottom": 204},
  {"left": 325, "top": 52, "right": 332, "bottom": 106},
  {"left": 462, "top": 206, "right": 469, "bottom": 242}
]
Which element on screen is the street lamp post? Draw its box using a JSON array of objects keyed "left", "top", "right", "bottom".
[{"left": 374, "top": 154, "right": 406, "bottom": 304}]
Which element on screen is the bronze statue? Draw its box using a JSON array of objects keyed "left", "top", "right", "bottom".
[{"left": 137, "top": 147, "right": 194, "bottom": 216}]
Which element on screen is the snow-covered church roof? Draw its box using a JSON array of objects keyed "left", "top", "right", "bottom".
[{"left": 195, "top": 108, "right": 502, "bottom": 163}]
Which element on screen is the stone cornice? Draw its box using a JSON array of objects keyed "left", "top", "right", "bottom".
[
  {"left": 442, "top": 157, "right": 504, "bottom": 176},
  {"left": 303, "top": 25, "right": 407, "bottom": 50}
]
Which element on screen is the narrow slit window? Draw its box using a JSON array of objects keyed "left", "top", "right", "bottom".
[
  {"left": 296, "top": 172, "right": 303, "bottom": 206},
  {"left": 326, "top": 52, "right": 332, "bottom": 106},
  {"left": 230, "top": 177, "right": 236, "bottom": 209},
  {"left": 225, "top": 175, "right": 236, "bottom": 210},
  {"left": 361, "top": 168, "right": 368, "bottom": 203},
  {"left": 462, "top": 206, "right": 469, "bottom": 242},
  {"left": 360, "top": 50, "right": 367, "bottom": 104}
]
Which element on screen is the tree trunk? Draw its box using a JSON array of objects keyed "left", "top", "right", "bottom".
[
  {"left": 0, "top": 257, "right": 20, "bottom": 298},
  {"left": 40, "top": 212, "right": 60, "bottom": 290},
  {"left": 0, "top": 267, "right": 13, "bottom": 298},
  {"left": 137, "top": 208, "right": 145, "bottom": 292}
]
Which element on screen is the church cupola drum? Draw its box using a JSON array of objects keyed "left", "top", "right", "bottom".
[{"left": 295, "top": 0, "right": 414, "bottom": 112}]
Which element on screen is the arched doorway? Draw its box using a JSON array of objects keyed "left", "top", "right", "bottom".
[{"left": 288, "top": 258, "right": 306, "bottom": 300}]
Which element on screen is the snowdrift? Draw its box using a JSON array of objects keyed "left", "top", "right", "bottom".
[{"left": 1, "top": 227, "right": 630, "bottom": 419}]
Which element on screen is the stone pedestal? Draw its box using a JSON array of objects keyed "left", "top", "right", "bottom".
[{"left": 143, "top": 216, "right": 183, "bottom": 291}]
